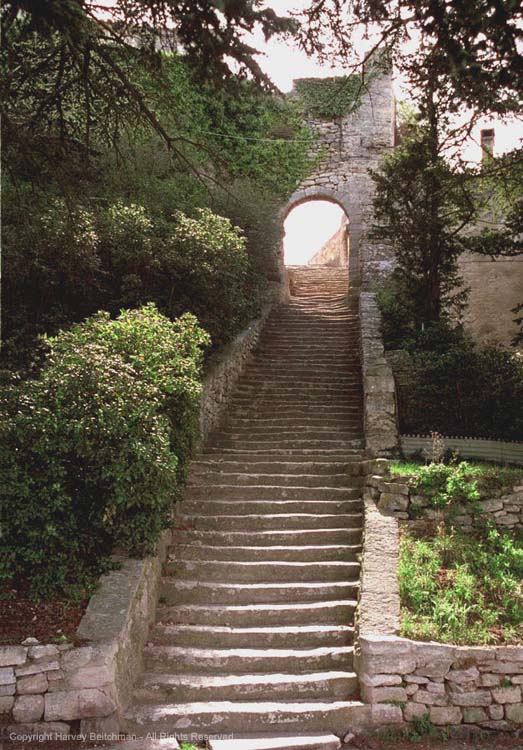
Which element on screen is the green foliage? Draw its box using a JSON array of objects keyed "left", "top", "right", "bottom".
[
  {"left": 295, "top": 75, "right": 366, "bottom": 119},
  {"left": 0, "top": 305, "right": 209, "bottom": 599},
  {"left": 410, "top": 462, "right": 480, "bottom": 522},
  {"left": 392, "top": 458, "right": 523, "bottom": 490},
  {"left": 394, "top": 326, "right": 523, "bottom": 441},
  {"left": 399, "top": 524, "right": 523, "bottom": 644},
  {"left": 371, "top": 116, "right": 473, "bottom": 327},
  {"left": 3, "top": 196, "right": 257, "bottom": 364}
]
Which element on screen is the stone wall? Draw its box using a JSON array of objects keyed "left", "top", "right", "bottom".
[
  {"left": 360, "top": 292, "right": 399, "bottom": 457},
  {"left": 359, "top": 634, "right": 523, "bottom": 734},
  {"left": 365, "top": 469, "right": 523, "bottom": 530},
  {"left": 199, "top": 285, "right": 282, "bottom": 442},
  {"left": 283, "top": 68, "right": 395, "bottom": 288},
  {"left": 308, "top": 217, "right": 348, "bottom": 267},
  {"left": 0, "top": 532, "right": 171, "bottom": 740},
  {"left": 357, "top": 457, "right": 523, "bottom": 734}
]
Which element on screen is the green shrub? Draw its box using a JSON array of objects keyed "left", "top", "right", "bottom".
[
  {"left": 410, "top": 461, "right": 480, "bottom": 522},
  {"left": 399, "top": 524, "right": 523, "bottom": 644},
  {"left": 0, "top": 305, "right": 209, "bottom": 599},
  {"left": 2, "top": 198, "right": 254, "bottom": 364}
]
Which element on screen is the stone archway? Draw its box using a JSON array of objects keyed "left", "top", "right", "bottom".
[
  {"left": 280, "top": 191, "right": 354, "bottom": 281},
  {"left": 279, "top": 67, "right": 396, "bottom": 291}
]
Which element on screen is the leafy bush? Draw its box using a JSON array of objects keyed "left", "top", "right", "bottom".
[
  {"left": 0, "top": 305, "right": 209, "bottom": 599},
  {"left": 399, "top": 524, "right": 523, "bottom": 644},
  {"left": 409, "top": 461, "right": 480, "bottom": 523},
  {"left": 2, "top": 199, "right": 253, "bottom": 364}
]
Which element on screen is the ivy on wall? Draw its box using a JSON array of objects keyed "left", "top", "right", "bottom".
[{"left": 295, "top": 75, "right": 368, "bottom": 120}]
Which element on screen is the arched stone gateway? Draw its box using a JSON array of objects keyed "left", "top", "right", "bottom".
[{"left": 281, "top": 66, "right": 396, "bottom": 290}]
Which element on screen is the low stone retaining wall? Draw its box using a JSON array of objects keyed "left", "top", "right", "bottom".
[
  {"left": 357, "top": 464, "right": 523, "bottom": 734},
  {"left": 0, "top": 532, "right": 171, "bottom": 740},
  {"left": 365, "top": 469, "right": 523, "bottom": 529},
  {"left": 359, "top": 634, "right": 523, "bottom": 733},
  {"left": 359, "top": 292, "right": 399, "bottom": 457}
]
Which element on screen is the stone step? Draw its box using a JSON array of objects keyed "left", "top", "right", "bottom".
[
  {"left": 178, "top": 512, "right": 362, "bottom": 531},
  {"left": 169, "top": 543, "right": 362, "bottom": 563},
  {"left": 184, "top": 485, "right": 361, "bottom": 501},
  {"left": 187, "top": 472, "right": 362, "bottom": 488},
  {"left": 165, "top": 560, "right": 360, "bottom": 583},
  {"left": 224, "top": 417, "right": 360, "bottom": 429},
  {"left": 155, "top": 598, "right": 358, "bottom": 627},
  {"left": 181, "top": 499, "right": 363, "bottom": 516},
  {"left": 201, "top": 447, "right": 364, "bottom": 456},
  {"left": 190, "top": 460, "right": 364, "bottom": 475},
  {"left": 150, "top": 623, "right": 355, "bottom": 649},
  {"left": 227, "top": 407, "right": 361, "bottom": 418},
  {"left": 143, "top": 644, "right": 354, "bottom": 675},
  {"left": 135, "top": 669, "right": 358, "bottom": 702},
  {"left": 208, "top": 732, "right": 342, "bottom": 750},
  {"left": 123, "top": 699, "right": 367, "bottom": 736},
  {"left": 209, "top": 439, "right": 363, "bottom": 451},
  {"left": 159, "top": 579, "right": 360, "bottom": 605},
  {"left": 171, "top": 527, "right": 363, "bottom": 547},
  {"left": 216, "top": 427, "right": 363, "bottom": 439}
]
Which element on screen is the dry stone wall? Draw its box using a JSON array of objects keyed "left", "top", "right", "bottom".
[{"left": 365, "top": 470, "right": 523, "bottom": 530}]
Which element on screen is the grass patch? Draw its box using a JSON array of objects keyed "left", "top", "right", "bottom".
[
  {"left": 391, "top": 458, "right": 523, "bottom": 488},
  {"left": 399, "top": 524, "right": 523, "bottom": 644}
]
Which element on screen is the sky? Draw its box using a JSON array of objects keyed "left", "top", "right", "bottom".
[{"left": 248, "top": 1, "right": 523, "bottom": 265}]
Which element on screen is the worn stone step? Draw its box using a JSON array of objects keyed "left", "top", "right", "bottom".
[
  {"left": 166, "top": 560, "right": 360, "bottom": 583},
  {"left": 156, "top": 598, "right": 358, "bottom": 627},
  {"left": 143, "top": 644, "right": 354, "bottom": 675},
  {"left": 135, "top": 669, "right": 358, "bottom": 702},
  {"left": 216, "top": 428, "right": 363, "bottom": 441},
  {"left": 178, "top": 512, "right": 362, "bottom": 531},
  {"left": 190, "top": 460, "right": 364, "bottom": 475},
  {"left": 201, "top": 447, "right": 364, "bottom": 456},
  {"left": 184, "top": 484, "right": 361, "bottom": 501},
  {"left": 181, "top": 499, "right": 363, "bottom": 516},
  {"left": 169, "top": 543, "right": 362, "bottom": 563},
  {"left": 227, "top": 407, "right": 361, "bottom": 419},
  {"left": 224, "top": 417, "right": 360, "bottom": 429},
  {"left": 123, "top": 699, "right": 368, "bottom": 736},
  {"left": 209, "top": 439, "right": 363, "bottom": 451},
  {"left": 150, "top": 623, "right": 355, "bottom": 649},
  {"left": 187, "top": 472, "right": 362, "bottom": 488},
  {"left": 171, "top": 527, "right": 363, "bottom": 547},
  {"left": 208, "top": 732, "right": 342, "bottom": 750},
  {"left": 160, "top": 578, "right": 360, "bottom": 605}
]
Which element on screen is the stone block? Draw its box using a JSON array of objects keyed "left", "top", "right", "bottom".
[
  {"left": 80, "top": 711, "right": 120, "bottom": 735},
  {"left": 370, "top": 703, "right": 404, "bottom": 725},
  {"left": 0, "top": 696, "right": 14, "bottom": 714},
  {"left": 505, "top": 703, "right": 523, "bottom": 723},
  {"left": 426, "top": 682, "right": 446, "bottom": 694},
  {"left": 480, "top": 673, "right": 501, "bottom": 687},
  {"left": 446, "top": 667, "right": 480, "bottom": 684},
  {"left": 15, "top": 661, "right": 60, "bottom": 677},
  {"left": 17, "top": 673, "right": 48, "bottom": 695},
  {"left": 0, "top": 667, "right": 15, "bottom": 686},
  {"left": 404, "top": 702, "right": 429, "bottom": 722},
  {"left": 45, "top": 688, "right": 116, "bottom": 721},
  {"left": 28, "top": 645, "right": 59, "bottom": 662},
  {"left": 55, "top": 665, "right": 114, "bottom": 690},
  {"left": 405, "top": 674, "right": 428, "bottom": 684},
  {"left": 363, "top": 686, "right": 407, "bottom": 703},
  {"left": 0, "top": 647, "right": 27, "bottom": 667},
  {"left": 489, "top": 704, "right": 504, "bottom": 720},
  {"left": 360, "top": 673, "right": 402, "bottom": 687},
  {"left": 430, "top": 706, "right": 462, "bottom": 725},
  {"left": 406, "top": 684, "right": 419, "bottom": 696},
  {"left": 413, "top": 690, "right": 448, "bottom": 706},
  {"left": 6, "top": 722, "right": 71, "bottom": 740},
  {"left": 480, "top": 499, "right": 504, "bottom": 513},
  {"left": 496, "top": 646, "right": 523, "bottom": 661},
  {"left": 492, "top": 686, "right": 521, "bottom": 704},
  {"left": 452, "top": 690, "right": 492, "bottom": 707},
  {"left": 0, "top": 684, "right": 16, "bottom": 696},
  {"left": 13, "top": 695, "right": 44, "bottom": 723},
  {"left": 463, "top": 707, "right": 488, "bottom": 723}
]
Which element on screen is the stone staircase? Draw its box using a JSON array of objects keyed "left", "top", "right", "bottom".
[{"left": 123, "top": 267, "right": 366, "bottom": 748}]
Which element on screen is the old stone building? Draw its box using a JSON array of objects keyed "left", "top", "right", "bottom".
[{"left": 283, "top": 70, "right": 523, "bottom": 345}]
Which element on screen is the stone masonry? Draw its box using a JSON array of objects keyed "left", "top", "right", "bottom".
[{"left": 282, "top": 68, "right": 395, "bottom": 289}]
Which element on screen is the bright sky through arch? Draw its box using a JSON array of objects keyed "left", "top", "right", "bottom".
[{"left": 284, "top": 201, "right": 346, "bottom": 265}]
